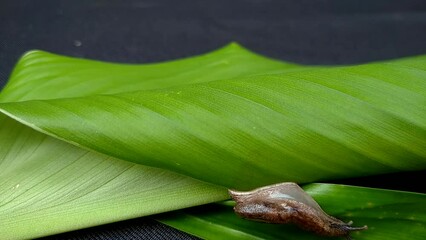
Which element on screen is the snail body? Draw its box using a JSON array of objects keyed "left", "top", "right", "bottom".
[{"left": 229, "top": 183, "right": 367, "bottom": 239}]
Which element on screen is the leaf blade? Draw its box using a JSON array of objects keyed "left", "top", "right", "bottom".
[
  {"left": 1, "top": 57, "right": 425, "bottom": 188},
  {"left": 1, "top": 44, "right": 425, "bottom": 240},
  {"left": 0, "top": 115, "right": 228, "bottom": 239}
]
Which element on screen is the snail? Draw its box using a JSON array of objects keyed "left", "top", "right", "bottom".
[{"left": 229, "top": 183, "right": 367, "bottom": 240}]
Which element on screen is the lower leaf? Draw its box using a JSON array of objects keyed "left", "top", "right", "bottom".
[
  {"left": 158, "top": 184, "right": 426, "bottom": 240},
  {"left": 0, "top": 116, "right": 228, "bottom": 239}
]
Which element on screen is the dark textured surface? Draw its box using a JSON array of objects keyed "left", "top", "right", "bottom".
[
  {"left": 39, "top": 218, "right": 199, "bottom": 240},
  {"left": 1, "top": 0, "right": 426, "bottom": 86},
  {"left": 1, "top": 0, "right": 426, "bottom": 239}
]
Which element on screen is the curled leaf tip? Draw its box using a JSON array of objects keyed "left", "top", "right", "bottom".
[{"left": 229, "top": 182, "right": 367, "bottom": 239}]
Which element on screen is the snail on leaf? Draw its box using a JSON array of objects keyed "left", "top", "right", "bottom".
[{"left": 229, "top": 183, "right": 367, "bottom": 240}]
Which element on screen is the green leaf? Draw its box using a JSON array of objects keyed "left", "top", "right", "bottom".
[
  {"left": 0, "top": 115, "right": 227, "bottom": 239},
  {"left": 0, "top": 43, "right": 425, "bottom": 239},
  {"left": 1, "top": 43, "right": 292, "bottom": 239},
  {"left": 158, "top": 184, "right": 426, "bottom": 240},
  {"left": 0, "top": 43, "right": 299, "bottom": 102},
  {"left": 1, "top": 53, "right": 425, "bottom": 188}
]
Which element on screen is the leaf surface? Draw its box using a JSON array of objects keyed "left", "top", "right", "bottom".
[
  {"left": 0, "top": 43, "right": 298, "bottom": 102},
  {"left": 0, "top": 44, "right": 425, "bottom": 239},
  {"left": 0, "top": 115, "right": 227, "bottom": 239},
  {"left": 1, "top": 55, "right": 425, "bottom": 188},
  {"left": 1, "top": 44, "right": 293, "bottom": 239}
]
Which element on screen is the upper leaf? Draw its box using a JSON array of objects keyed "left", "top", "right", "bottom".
[
  {"left": 0, "top": 43, "right": 300, "bottom": 102},
  {"left": 1, "top": 50, "right": 425, "bottom": 189}
]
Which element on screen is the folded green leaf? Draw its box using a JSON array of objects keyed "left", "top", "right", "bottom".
[
  {"left": 2, "top": 43, "right": 291, "bottom": 239},
  {"left": 0, "top": 43, "right": 299, "bottom": 102},
  {"left": 1, "top": 54, "right": 425, "bottom": 188},
  {"left": 158, "top": 184, "right": 426, "bottom": 240},
  {"left": 0, "top": 115, "right": 228, "bottom": 239},
  {"left": 0, "top": 43, "right": 425, "bottom": 239}
]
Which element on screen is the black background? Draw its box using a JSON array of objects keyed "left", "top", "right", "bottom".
[{"left": 1, "top": 0, "right": 425, "bottom": 239}]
